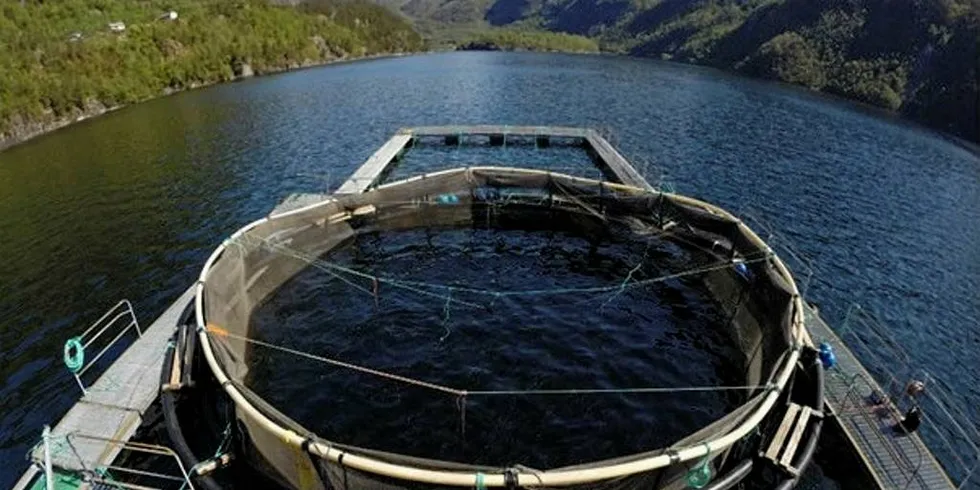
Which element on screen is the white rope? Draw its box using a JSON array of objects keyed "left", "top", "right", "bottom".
[
  {"left": 467, "top": 386, "right": 774, "bottom": 396},
  {"left": 207, "top": 327, "right": 775, "bottom": 398},
  {"left": 209, "top": 327, "right": 464, "bottom": 396}
]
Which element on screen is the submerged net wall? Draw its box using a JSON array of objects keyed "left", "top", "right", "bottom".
[
  {"left": 245, "top": 223, "right": 747, "bottom": 467},
  {"left": 195, "top": 167, "right": 805, "bottom": 489}
]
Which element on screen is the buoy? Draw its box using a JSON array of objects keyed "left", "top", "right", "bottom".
[
  {"left": 473, "top": 187, "right": 500, "bottom": 202},
  {"left": 818, "top": 342, "right": 836, "bottom": 369},
  {"left": 436, "top": 193, "right": 460, "bottom": 205},
  {"left": 734, "top": 261, "right": 752, "bottom": 281}
]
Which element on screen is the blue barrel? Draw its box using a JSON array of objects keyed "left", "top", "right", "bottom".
[{"left": 818, "top": 342, "right": 837, "bottom": 369}]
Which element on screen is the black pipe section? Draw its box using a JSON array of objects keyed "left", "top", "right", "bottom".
[
  {"left": 703, "top": 459, "right": 754, "bottom": 490},
  {"left": 160, "top": 303, "right": 225, "bottom": 490},
  {"left": 812, "top": 349, "right": 825, "bottom": 411}
]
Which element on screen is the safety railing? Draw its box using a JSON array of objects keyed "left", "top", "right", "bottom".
[
  {"left": 836, "top": 304, "right": 980, "bottom": 488},
  {"left": 62, "top": 432, "right": 195, "bottom": 490},
  {"left": 837, "top": 372, "right": 925, "bottom": 489},
  {"left": 732, "top": 208, "right": 978, "bottom": 488},
  {"left": 65, "top": 300, "right": 141, "bottom": 394}
]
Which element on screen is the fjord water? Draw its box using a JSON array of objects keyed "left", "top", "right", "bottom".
[{"left": 1, "top": 52, "right": 978, "bottom": 487}]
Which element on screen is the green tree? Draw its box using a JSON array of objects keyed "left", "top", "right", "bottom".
[{"left": 743, "top": 32, "right": 827, "bottom": 89}]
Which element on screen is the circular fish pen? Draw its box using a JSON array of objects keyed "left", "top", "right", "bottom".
[{"left": 194, "top": 167, "right": 807, "bottom": 489}]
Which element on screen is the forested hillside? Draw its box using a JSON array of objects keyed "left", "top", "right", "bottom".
[
  {"left": 407, "top": 0, "right": 980, "bottom": 142},
  {"left": 2, "top": 0, "right": 976, "bottom": 145},
  {"left": 457, "top": 28, "right": 599, "bottom": 51},
  {"left": 0, "top": 0, "right": 424, "bottom": 147}
]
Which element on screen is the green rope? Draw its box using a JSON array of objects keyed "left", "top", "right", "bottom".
[
  {"left": 63, "top": 337, "right": 85, "bottom": 373},
  {"left": 685, "top": 443, "right": 713, "bottom": 489},
  {"left": 475, "top": 472, "right": 486, "bottom": 490},
  {"left": 214, "top": 422, "right": 233, "bottom": 458},
  {"left": 270, "top": 240, "right": 768, "bottom": 300},
  {"left": 95, "top": 466, "right": 116, "bottom": 484}
]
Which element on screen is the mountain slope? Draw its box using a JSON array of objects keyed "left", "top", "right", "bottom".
[
  {"left": 407, "top": 0, "right": 980, "bottom": 142},
  {"left": 0, "top": 0, "right": 424, "bottom": 147}
]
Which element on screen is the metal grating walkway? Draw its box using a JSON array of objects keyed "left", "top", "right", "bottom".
[{"left": 803, "top": 303, "right": 956, "bottom": 490}]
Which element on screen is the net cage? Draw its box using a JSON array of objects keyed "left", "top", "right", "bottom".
[{"left": 194, "top": 167, "right": 807, "bottom": 490}]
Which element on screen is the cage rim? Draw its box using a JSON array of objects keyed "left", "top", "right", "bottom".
[{"left": 194, "top": 166, "right": 809, "bottom": 487}]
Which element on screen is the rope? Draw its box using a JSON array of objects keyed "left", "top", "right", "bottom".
[
  {"left": 599, "top": 243, "right": 649, "bottom": 311},
  {"left": 685, "top": 442, "right": 713, "bottom": 488},
  {"left": 63, "top": 337, "right": 85, "bottom": 373},
  {"left": 439, "top": 288, "right": 453, "bottom": 342},
  {"left": 214, "top": 422, "right": 233, "bottom": 458},
  {"left": 206, "top": 325, "right": 774, "bottom": 398},
  {"left": 466, "top": 385, "right": 773, "bottom": 396},
  {"left": 250, "top": 235, "right": 769, "bottom": 301},
  {"left": 457, "top": 394, "right": 467, "bottom": 438},
  {"left": 208, "top": 326, "right": 464, "bottom": 396}
]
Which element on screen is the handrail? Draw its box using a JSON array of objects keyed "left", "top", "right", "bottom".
[
  {"left": 960, "top": 457, "right": 979, "bottom": 490},
  {"left": 68, "top": 299, "right": 141, "bottom": 394},
  {"left": 64, "top": 432, "right": 195, "bottom": 490},
  {"left": 839, "top": 372, "right": 924, "bottom": 489},
  {"left": 727, "top": 210, "right": 977, "bottom": 487},
  {"left": 836, "top": 303, "right": 980, "bottom": 486},
  {"left": 42, "top": 426, "right": 53, "bottom": 490},
  {"left": 920, "top": 374, "right": 980, "bottom": 454}
]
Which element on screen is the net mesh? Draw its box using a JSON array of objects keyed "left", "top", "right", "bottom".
[{"left": 198, "top": 167, "right": 800, "bottom": 489}]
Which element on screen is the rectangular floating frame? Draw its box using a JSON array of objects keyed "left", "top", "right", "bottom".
[{"left": 335, "top": 126, "right": 655, "bottom": 194}]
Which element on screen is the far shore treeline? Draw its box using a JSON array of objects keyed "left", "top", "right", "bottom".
[
  {"left": 0, "top": 0, "right": 424, "bottom": 145},
  {"left": 1, "top": 0, "right": 978, "bottom": 147}
]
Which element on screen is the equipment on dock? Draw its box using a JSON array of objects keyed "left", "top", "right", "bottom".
[{"left": 807, "top": 303, "right": 980, "bottom": 489}]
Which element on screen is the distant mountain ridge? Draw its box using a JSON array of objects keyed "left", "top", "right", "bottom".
[{"left": 402, "top": 0, "right": 980, "bottom": 142}]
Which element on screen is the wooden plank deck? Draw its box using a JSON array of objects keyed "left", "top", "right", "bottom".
[
  {"left": 335, "top": 133, "right": 413, "bottom": 194},
  {"left": 270, "top": 193, "right": 332, "bottom": 216},
  {"left": 582, "top": 131, "right": 654, "bottom": 191},
  {"left": 21, "top": 287, "right": 195, "bottom": 479},
  {"left": 804, "top": 304, "right": 956, "bottom": 490}
]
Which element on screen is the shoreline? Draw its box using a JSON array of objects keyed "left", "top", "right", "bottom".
[
  {"left": 2, "top": 49, "right": 976, "bottom": 154},
  {"left": 0, "top": 51, "right": 419, "bottom": 153}
]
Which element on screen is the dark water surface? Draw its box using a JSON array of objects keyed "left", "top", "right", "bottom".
[
  {"left": 1, "top": 52, "right": 978, "bottom": 487},
  {"left": 249, "top": 225, "right": 743, "bottom": 467}
]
